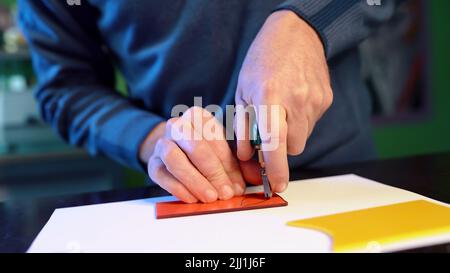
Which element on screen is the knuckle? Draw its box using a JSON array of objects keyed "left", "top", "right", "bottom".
[
  {"left": 147, "top": 158, "right": 156, "bottom": 176},
  {"left": 206, "top": 166, "right": 227, "bottom": 183},
  {"left": 324, "top": 87, "right": 334, "bottom": 109},
  {"left": 166, "top": 117, "right": 178, "bottom": 128},
  {"left": 165, "top": 117, "right": 180, "bottom": 136},
  {"left": 185, "top": 106, "right": 204, "bottom": 118},
  {"left": 292, "top": 86, "right": 309, "bottom": 105},
  {"left": 148, "top": 158, "right": 163, "bottom": 180},
  {"left": 154, "top": 138, "right": 164, "bottom": 154},
  {"left": 159, "top": 140, "right": 177, "bottom": 162},
  {"left": 311, "top": 92, "right": 323, "bottom": 109},
  {"left": 155, "top": 137, "right": 165, "bottom": 147},
  {"left": 259, "top": 80, "right": 279, "bottom": 102}
]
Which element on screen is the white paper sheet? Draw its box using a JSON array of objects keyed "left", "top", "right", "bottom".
[{"left": 27, "top": 174, "right": 446, "bottom": 253}]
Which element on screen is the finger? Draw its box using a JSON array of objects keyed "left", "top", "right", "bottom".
[
  {"left": 201, "top": 110, "right": 246, "bottom": 196},
  {"left": 170, "top": 115, "right": 235, "bottom": 200},
  {"left": 235, "top": 97, "right": 254, "bottom": 161},
  {"left": 155, "top": 138, "right": 218, "bottom": 203},
  {"left": 239, "top": 160, "right": 262, "bottom": 186},
  {"left": 257, "top": 105, "right": 289, "bottom": 193},
  {"left": 148, "top": 156, "right": 198, "bottom": 203}
]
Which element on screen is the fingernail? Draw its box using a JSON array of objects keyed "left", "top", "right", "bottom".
[
  {"left": 205, "top": 189, "right": 218, "bottom": 203},
  {"left": 220, "top": 185, "right": 234, "bottom": 200},
  {"left": 233, "top": 183, "right": 245, "bottom": 196},
  {"left": 276, "top": 183, "right": 288, "bottom": 193}
]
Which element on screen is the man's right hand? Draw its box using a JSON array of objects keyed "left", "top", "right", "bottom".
[{"left": 139, "top": 107, "right": 246, "bottom": 203}]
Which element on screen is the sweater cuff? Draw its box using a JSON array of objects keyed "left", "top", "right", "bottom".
[
  {"left": 273, "top": 0, "right": 362, "bottom": 59},
  {"left": 93, "top": 108, "right": 165, "bottom": 173}
]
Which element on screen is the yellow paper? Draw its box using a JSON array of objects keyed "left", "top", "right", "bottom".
[{"left": 287, "top": 200, "right": 450, "bottom": 252}]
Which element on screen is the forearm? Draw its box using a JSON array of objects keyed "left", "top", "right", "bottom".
[
  {"left": 34, "top": 82, "right": 164, "bottom": 171},
  {"left": 19, "top": 0, "right": 165, "bottom": 171}
]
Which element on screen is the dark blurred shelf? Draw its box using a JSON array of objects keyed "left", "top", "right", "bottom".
[
  {"left": 0, "top": 124, "right": 72, "bottom": 156},
  {"left": 0, "top": 50, "right": 30, "bottom": 61}
]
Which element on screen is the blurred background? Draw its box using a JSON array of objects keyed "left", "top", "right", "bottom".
[{"left": 0, "top": 0, "right": 449, "bottom": 202}]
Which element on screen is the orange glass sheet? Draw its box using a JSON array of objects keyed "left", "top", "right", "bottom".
[{"left": 156, "top": 193, "right": 288, "bottom": 219}]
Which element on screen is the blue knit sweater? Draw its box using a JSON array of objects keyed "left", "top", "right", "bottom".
[{"left": 18, "top": 0, "right": 397, "bottom": 171}]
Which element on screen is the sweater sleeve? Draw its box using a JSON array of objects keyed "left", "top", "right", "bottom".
[
  {"left": 18, "top": 0, "right": 164, "bottom": 171},
  {"left": 274, "top": 0, "right": 399, "bottom": 59}
]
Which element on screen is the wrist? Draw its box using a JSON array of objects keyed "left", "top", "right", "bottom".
[
  {"left": 270, "top": 10, "right": 325, "bottom": 55},
  {"left": 139, "top": 121, "right": 166, "bottom": 164}
]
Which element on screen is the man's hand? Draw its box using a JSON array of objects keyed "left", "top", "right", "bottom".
[
  {"left": 140, "top": 107, "right": 246, "bottom": 203},
  {"left": 235, "top": 10, "right": 333, "bottom": 192}
]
